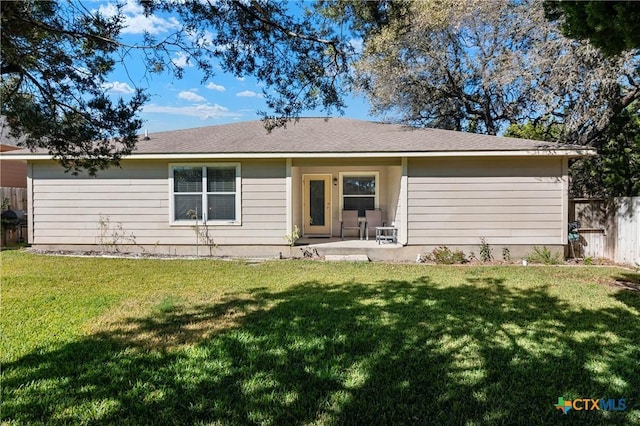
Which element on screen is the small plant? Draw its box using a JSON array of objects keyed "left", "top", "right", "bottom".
[
  {"left": 186, "top": 208, "right": 216, "bottom": 256},
  {"left": 479, "top": 238, "right": 492, "bottom": 262},
  {"left": 527, "top": 246, "right": 562, "bottom": 265},
  {"left": 97, "top": 215, "right": 141, "bottom": 253},
  {"left": 283, "top": 225, "right": 301, "bottom": 247},
  {"left": 584, "top": 257, "right": 593, "bottom": 266},
  {"left": 502, "top": 247, "right": 511, "bottom": 263},
  {"left": 300, "top": 247, "right": 320, "bottom": 258},
  {"left": 425, "top": 246, "right": 467, "bottom": 264}
]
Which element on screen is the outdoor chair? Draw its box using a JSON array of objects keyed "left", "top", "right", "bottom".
[
  {"left": 341, "top": 210, "right": 363, "bottom": 240},
  {"left": 365, "top": 209, "right": 386, "bottom": 240}
]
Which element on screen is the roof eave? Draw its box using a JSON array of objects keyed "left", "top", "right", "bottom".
[{"left": 0, "top": 148, "right": 596, "bottom": 161}]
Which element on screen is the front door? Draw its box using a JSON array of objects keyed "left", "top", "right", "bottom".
[{"left": 303, "top": 174, "right": 331, "bottom": 236}]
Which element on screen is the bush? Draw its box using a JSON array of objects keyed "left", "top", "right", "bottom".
[
  {"left": 526, "top": 246, "right": 562, "bottom": 265},
  {"left": 425, "top": 246, "right": 467, "bottom": 264},
  {"left": 479, "top": 237, "right": 492, "bottom": 262}
]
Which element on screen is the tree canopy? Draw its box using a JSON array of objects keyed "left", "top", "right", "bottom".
[
  {"left": 1, "top": 1, "right": 146, "bottom": 174},
  {"left": 340, "top": 0, "right": 639, "bottom": 146},
  {"left": 1, "top": 0, "right": 350, "bottom": 174},
  {"left": 544, "top": 1, "right": 640, "bottom": 56}
]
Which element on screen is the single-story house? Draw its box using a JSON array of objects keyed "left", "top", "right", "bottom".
[{"left": 0, "top": 118, "right": 595, "bottom": 260}]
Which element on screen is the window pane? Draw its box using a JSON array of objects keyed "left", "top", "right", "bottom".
[
  {"left": 207, "top": 167, "right": 236, "bottom": 192},
  {"left": 174, "top": 167, "right": 202, "bottom": 192},
  {"left": 343, "top": 197, "right": 374, "bottom": 217},
  {"left": 208, "top": 194, "right": 236, "bottom": 220},
  {"left": 175, "top": 194, "right": 202, "bottom": 220},
  {"left": 343, "top": 176, "right": 375, "bottom": 195},
  {"left": 309, "top": 179, "right": 325, "bottom": 226}
]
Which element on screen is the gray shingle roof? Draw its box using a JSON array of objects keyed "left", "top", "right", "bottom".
[{"left": 133, "top": 117, "right": 585, "bottom": 154}]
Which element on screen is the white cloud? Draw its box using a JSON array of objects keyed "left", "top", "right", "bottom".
[
  {"left": 237, "top": 90, "right": 261, "bottom": 98},
  {"left": 349, "top": 38, "right": 364, "bottom": 54},
  {"left": 178, "top": 90, "right": 206, "bottom": 102},
  {"left": 103, "top": 81, "right": 135, "bottom": 94},
  {"left": 171, "top": 52, "right": 192, "bottom": 68},
  {"left": 97, "top": 1, "right": 181, "bottom": 35},
  {"left": 143, "top": 103, "right": 242, "bottom": 120},
  {"left": 206, "top": 82, "right": 226, "bottom": 92}
]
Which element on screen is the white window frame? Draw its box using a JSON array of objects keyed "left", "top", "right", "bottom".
[
  {"left": 169, "top": 162, "right": 241, "bottom": 225},
  {"left": 339, "top": 171, "right": 379, "bottom": 219}
]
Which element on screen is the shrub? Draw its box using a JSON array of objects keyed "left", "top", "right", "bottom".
[
  {"left": 527, "top": 246, "right": 562, "bottom": 265},
  {"left": 479, "top": 237, "right": 492, "bottom": 262},
  {"left": 502, "top": 248, "right": 511, "bottom": 263},
  {"left": 425, "top": 246, "right": 467, "bottom": 264}
]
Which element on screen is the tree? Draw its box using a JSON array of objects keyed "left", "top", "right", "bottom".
[
  {"left": 569, "top": 104, "right": 640, "bottom": 198},
  {"left": 544, "top": 1, "right": 640, "bottom": 56},
  {"left": 1, "top": 1, "right": 146, "bottom": 175},
  {"left": 336, "top": 0, "right": 639, "bottom": 147},
  {"left": 506, "top": 109, "right": 640, "bottom": 198},
  {"left": 1, "top": 0, "right": 351, "bottom": 174}
]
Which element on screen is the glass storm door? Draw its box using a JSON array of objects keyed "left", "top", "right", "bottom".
[{"left": 303, "top": 175, "right": 331, "bottom": 235}]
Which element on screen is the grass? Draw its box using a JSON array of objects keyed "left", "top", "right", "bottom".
[{"left": 1, "top": 250, "right": 639, "bottom": 425}]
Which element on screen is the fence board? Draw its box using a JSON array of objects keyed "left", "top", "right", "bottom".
[
  {"left": 615, "top": 197, "right": 640, "bottom": 265},
  {"left": 1, "top": 187, "right": 28, "bottom": 211},
  {"left": 570, "top": 197, "right": 639, "bottom": 265}
]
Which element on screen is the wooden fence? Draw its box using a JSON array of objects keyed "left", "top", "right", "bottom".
[
  {"left": 1, "top": 186, "right": 28, "bottom": 211},
  {"left": 569, "top": 197, "right": 639, "bottom": 266}
]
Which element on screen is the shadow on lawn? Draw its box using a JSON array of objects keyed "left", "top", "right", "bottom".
[{"left": 3, "top": 275, "right": 639, "bottom": 425}]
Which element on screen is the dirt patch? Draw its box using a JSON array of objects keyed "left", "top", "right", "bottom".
[{"left": 598, "top": 273, "right": 640, "bottom": 291}]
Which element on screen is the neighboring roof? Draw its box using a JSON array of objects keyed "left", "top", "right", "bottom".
[
  {"left": 0, "top": 117, "right": 26, "bottom": 151},
  {"left": 0, "top": 117, "right": 595, "bottom": 159}
]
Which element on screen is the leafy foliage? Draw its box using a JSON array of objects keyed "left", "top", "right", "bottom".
[
  {"left": 570, "top": 103, "right": 640, "bottom": 197},
  {"left": 425, "top": 246, "right": 467, "bottom": 264},
  {"left": 1, "top": 0, "right": 351, "bottom": 174},
  {"left": 544, "top": 0, "right": 640, "bottom": 56},
  {"left": 339, "top": 0, "right": 639, "bottom": 147},
  {"left": 479, "top": 238, "right": 493, "bottom": 263},
  {"left": 142, "top": 1, "right": 351, "bottom": 131},
  {"left": 507, "top": 104, "right": 640, "bottom": 197},
  {"left": 1, "top": 1, "right": 147, "bottom": 175},
  {"left": 526, "top": 246, "right": 562, "bottom": 265}
]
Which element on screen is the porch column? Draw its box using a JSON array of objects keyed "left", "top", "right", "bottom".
[
  {"left": 26, "top": 162, "right": 34, "bottom": 244},
  {"left": 400, "top": 157, "right": 408, "bottom": 245},
  {"left": 285, "top": 158, "right": 292, "bottom": 234},
  {"left": 561, "top": 157, "right": 568, "bottom": 245}
]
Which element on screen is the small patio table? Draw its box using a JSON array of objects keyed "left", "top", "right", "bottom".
[{"left": 375, "top": 226, "right": 398, "bottom": 244}]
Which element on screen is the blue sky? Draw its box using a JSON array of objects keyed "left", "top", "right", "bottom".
[{"left": 96, "top": 0, "right": 374, "bottom": 133}]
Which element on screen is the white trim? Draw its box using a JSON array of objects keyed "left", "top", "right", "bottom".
[
  {"left": 26, "top": 162, "right": 34, "bottom": 244},
  {"left": 561, "top": 157, "right": 568, "bottom": 245},
  {"left": 285, "top": 158, "right": 292, "bottom": 234},
  {"left": 338, "top": 171, "right": 380, "bottom": 219},
  {"left": 3, "top": 149, "right": 597, "bottom": 161},
  {"left": 400, "top": 157, "right": 408, "bottom": 245},
  {"left": 168, "top": 162, "right": 241, "bottom": 226},
  {"left": 302, "top": 174, "right": 333, "bottom": 236}
]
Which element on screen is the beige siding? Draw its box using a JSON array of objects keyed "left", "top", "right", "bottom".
[
  {"left": 31, "top": 159, "right": 287, "bottom": 246},
  {"left": 407, "top": 157, "right": 566, "bottom": 246}
]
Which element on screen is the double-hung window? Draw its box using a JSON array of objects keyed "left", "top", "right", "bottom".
[
  {"left": 170, "top": 163, "right": 241, "bottom": 224},
  {"left": 340, "top": 172, "right": 379, "bottom": 217}
]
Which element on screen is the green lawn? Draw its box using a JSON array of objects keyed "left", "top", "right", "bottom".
[{"left": 1, "top": 250, "right": 639, "bottom": 425}]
